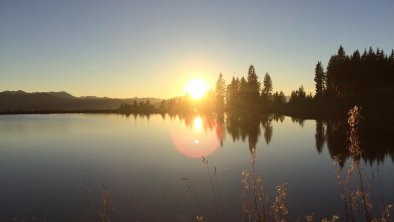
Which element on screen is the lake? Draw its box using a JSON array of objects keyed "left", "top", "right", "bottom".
[{"left": 0, "top": 113, "right": 393, "bottom": 221}]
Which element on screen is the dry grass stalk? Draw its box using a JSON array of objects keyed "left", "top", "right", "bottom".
[
  {"left": 181, "top": 177, "right": 204, "bottom": 217},
  {"left": 101, "top": 184, "right": 110, "bottom": 222},
  {"left": 381, "top": 204, "right": 393, "bottom": 222},
  {"left": 201, "top": 156, "right": 222, "bottom": 221},
  {"left": 196, "top": 215, "right": 204, "bottom": 222},
  {"left": 242, "top": 170, "right": 251, "bottom": 219},
  {"left": 242, "top": 168, "right": 268, "bottom": 222},
  {"left": 271, "top": 182, "right": 288, "bottom": 222}
]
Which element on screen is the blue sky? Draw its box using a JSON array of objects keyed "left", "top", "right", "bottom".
[{"left": 1, "top": 0, "right": 393, "bottom": 98}]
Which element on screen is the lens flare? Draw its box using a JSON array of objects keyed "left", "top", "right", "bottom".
[{"left": 171, "top": 115, "right": 221, "bottom": 158}]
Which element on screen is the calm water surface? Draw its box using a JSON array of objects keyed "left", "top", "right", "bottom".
[{"left": 0, "top": 114, "right": 393, "bottom": 221}]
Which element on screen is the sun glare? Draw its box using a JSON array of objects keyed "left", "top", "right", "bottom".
[
  {"left": 185, "top": 79, "right": 208, "bottom": 99},
  {"left": 193, "top": 116, "right": 203, "bottom": 133}
]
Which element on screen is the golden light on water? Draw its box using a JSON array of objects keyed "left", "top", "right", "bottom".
[
  {"left": 171, "top": 115, "right": 220, "bottom": 158},
  {"left": 184, "top": 78, "right": 208, "bottom": 99},
  {"left": 193, "top": 116, "right": 203, "bottom": 133}
]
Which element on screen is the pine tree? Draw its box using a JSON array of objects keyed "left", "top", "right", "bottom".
[
  {"left": 239, "top": 77, "right": 248, "bottom": 108},
  {"left": 226, "top": 77, "right": 240, "bottom": 109},
  {"left": 273, "top": 91, "right": 286, "bottom": 104},
  {"left": 215, "top": 73, "right": 226, "bottom": 111},
  {"left": 314, "top": 61, "right": 325, "bottom": 97},
  {"left": 261, "top": 72, "right": 273, "bottom": 98},
  {"left": 246, "top": 65, "right": 261, "bottom": 109}
]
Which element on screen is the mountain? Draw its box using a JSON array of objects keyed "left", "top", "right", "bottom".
[
  {"left": 48, "top": 91, "right": 75, "bottom": 99},
  {"left": 0, "top": 91, "right": 162, "bottom": 113}
]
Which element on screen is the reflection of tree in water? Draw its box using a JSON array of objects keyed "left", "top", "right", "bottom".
[
  {"left": 121, "top": 112, "right": 153, "bottom": 121},
  {"left": 314, "top": 118, "right": 394, "bottom": 166},
  {"left": 168, "top": 113, "right": 226, "bottom": 146},
  {"left": 225, "top": 113, "right": 280, "bottom": 153},
  {"left": 261, "top": 115, "right": 273, "bottom": 145},
  {"left": 271, "top": 113, "right": 285, "bottom": 123},
  {"left": 215, "top": 114, "right": 225, "bottom": 146},
  {"left": 291, "top": 117, "right": 304, "bottom": 127},
  {"left": 226, "top": 112, "right": 242, "bottom": 142},
  {"left": 315, "top": 120, "right": 325, "bottom": 154},
  {"left": 226, "top": 113, "right": 261, "bottom": 153}
]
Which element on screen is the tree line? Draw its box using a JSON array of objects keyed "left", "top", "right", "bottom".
[
  {"left": 118, "top": 99, "right": 155, "bottom": 113},
  {"left": 314, "top": 46, "right": 394, "bottom": 97},
  {"left": 122, "top": 45, "right": 394, "bottom": 117},
  {"left": 158, "top": 65, "right": 287, "bottom": 114},
  {"left": 214, "top": 65, "right": 287, "bottom": 113}
]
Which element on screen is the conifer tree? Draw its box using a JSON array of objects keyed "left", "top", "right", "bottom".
[
  {"left": 314, "top": 61, "right": 325, "bottom": 97},
  {"left": 239, "top": 77, "right": 248, "bottom": 107},
  {"left": 246, "top": 65, "right": 261, "bottom": 109},
  {"left": 226, "top": 77, "right": 240, "bottom": 109},
  {"left": 215, "top": 73, "right": 226, "bottom": 111},
  {"left": 261, "top": 72, "right": 273, "bottom": 98}
]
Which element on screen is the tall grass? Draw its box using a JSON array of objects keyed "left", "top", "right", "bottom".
[
  {"left": 240, "top": 106, "right": 392, "bottom": 222},
  {"left": 101, "top": 184, "right": 110, "bottom": 222},
  {"left": 332, "top": 106, "right": 392, "bottom": 222},
  {"left": 202, "top": 155, "right": 222, "bottom": 221}
]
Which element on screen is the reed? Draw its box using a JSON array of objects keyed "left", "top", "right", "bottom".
[
  {"left": 181, "top": 177, "right": 204, "bottom": 218},
  {"left": 271, "top": 182, "right": 288, "bottom": 222},
  {"left": 202, "top": 155, "right": 222, "bottom": 221},
  {"left": 101, "top": 184, "right": 110, "bottom": 222}
]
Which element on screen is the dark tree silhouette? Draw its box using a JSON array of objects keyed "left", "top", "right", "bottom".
[
  {"left": 273, "top": 91, "right": 286, "bottom": 105},
  {"left": 215, "top": 73, "right": 226, "bottom": 112},
  {"left": 261, "top": 72, "right": 273, "bottom": 110},
  {"left": 314, "top": 61, "right": 325, "bottom": 97},
  {"left": 261, "top": 72, "right": 273, "bottom": 98},
  {"left": 323, "top": 45, "right": 394, "bottom": 97},
  {"left": 246, "top": 65, "right": 261, "bottom": 110},
  {"left": 239, "top": 77, "right": 248, "bottom": 108},
  {"left": 226, "top": 77, "right": 240, "bottom": 110},
  {"left": 289, "top": 85, "right": 306, "bottom": 103}
]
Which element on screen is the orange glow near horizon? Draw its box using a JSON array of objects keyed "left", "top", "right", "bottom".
[{"left": 184, "top": 78, "right": 208, "bottom": 99}]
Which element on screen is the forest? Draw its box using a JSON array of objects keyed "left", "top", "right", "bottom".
[{"left": 156, "top": 46, "right": 394, "bottom": 120}]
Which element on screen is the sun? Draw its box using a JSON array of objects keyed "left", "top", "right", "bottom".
[{"left": 184, "top": 79, "right": 208, "bottom": 99}]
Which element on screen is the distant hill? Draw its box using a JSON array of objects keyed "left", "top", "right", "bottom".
[{"left": 0, "top": 90, "right": 162, "bottom": 113}]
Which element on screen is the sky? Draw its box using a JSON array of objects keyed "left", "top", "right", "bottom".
[{"left": 1, "top": 0, "right": 394, "bottom": 98}]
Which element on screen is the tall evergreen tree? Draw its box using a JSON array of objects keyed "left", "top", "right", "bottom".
[
  {"left": 324, "top": 46, "right": 394, "bottom": 96},
  {"left": 273, "top": 91, "right": 286, "bottom": 104},
  {"left": 215, "top": 73, "right": 226, "bottom": 111},
  {"left": 226, "top": 77, "right": 240, "bottom": 109},
  {"left": 261, "top": 72, "right": 273, "bottom": 98},
  {"left": 314, "top": 61, "right": 325, "bottom": 97},
  {"left": 239, "top": 77, "right": 248, "bottom": 107},
  {"left": 246, "top": 65, "right": 261, "bottom": 109}
]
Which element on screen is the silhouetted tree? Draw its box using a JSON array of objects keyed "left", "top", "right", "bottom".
[
  {"left": 160, "top": 100, "right": 167, "bottom": 111},
  {"left": 323, "top": 45, "right": 394, "bottom": 97},
  {"left": 215, "top": 73, "right": 226, "bottom": 112},
  {"left": 273, "top": 91, "right": 286, "bottom": 104},
  {"left": 261, "top": 72, "right": 273, "bottom": 109},
  {"left": 226, "top": 77, "right": 240, "bottom": 110},
  {"left": 261, "top": 72, "right": 273, "bottom": 97},
  {"left": 289, "top": 85, "right": 307, "bottom": 104},
  {"left": 246, "top": 65, "right": 261, "bottom": 110},
  {"left": 239, "top": 77, "right": 248, "bottom": 108},
  {"left": 314, "top": 61, "right": 325, "bottom": 97}
]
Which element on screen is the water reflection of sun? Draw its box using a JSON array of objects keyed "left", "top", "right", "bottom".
[
  {"left": 171, "top": 115, "right": 220, "bottom": 158},
  {"left": 193, "top": 116, "right": 203, "bottom": 133}
]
